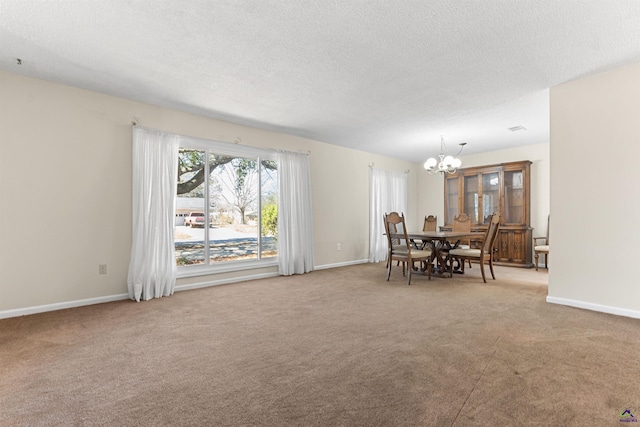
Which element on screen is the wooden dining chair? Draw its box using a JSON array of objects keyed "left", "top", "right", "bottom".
[
  {"left": 534, "top": 215, "right": 550, "bottom": 271},
  {"left": 382, "top": 214, "right": 405, "bottom": 274},
  {"left": 449, "top": 212, "right": 501, "bottom": 283},
  {"left": 452, "top": 213, "right": 472, "bottom": 268},
  {"left": 422, "top": 215, "right": 437, "bottom": 232},
  {"left": 415, "top": 215, "right": 438, "bottom": 250},
  {"left": 384, "top": 212, "right": 432, "bottom": 285}
]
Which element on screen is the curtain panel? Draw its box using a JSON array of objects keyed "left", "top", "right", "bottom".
[
  {"left": 127, "top": 127, "right": 180, "bottom": 302},
  {"left": 369, "top": 168, "right": 407, "bottom": 263},
  {"left": 277, "top": 152, "right": 314, "bottom": 275}
]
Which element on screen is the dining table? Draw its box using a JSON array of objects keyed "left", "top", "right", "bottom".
[{"left": 405, "top": 230, "right": 484, "bottom": 276}]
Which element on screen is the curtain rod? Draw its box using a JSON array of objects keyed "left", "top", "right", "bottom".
[
  {"left": 275, "top": 148, "right": 311, "bottom": 156},
  {"left": 131, "top": 119, "right": 310, "bottom": 156}
]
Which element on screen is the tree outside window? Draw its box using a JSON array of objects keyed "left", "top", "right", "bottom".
[{"left": 175, "top": 148, "right": 277, "bottom": 267}]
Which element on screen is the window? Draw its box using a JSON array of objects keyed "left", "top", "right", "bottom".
[{"left": 175, "top": 139, "right": 278, "bottom": 272}]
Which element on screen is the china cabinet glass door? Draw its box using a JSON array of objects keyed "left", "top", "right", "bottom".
[
  {"left": 464, "top": 175, "right": 479, "bottom": 223},
  {"left": 445, "top": 177, "right": 459, "bottom": 224},
  {"left": 481, "top": 172, "right": 500, "bottom": 224},
  {"left": 504, "top": 170, "right": 524, "bottom": 224}
]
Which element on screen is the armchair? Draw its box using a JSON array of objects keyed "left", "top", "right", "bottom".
[
  {"left": 448, "top": 213, "right": 501, "bottom": 283},
  {"left": 384, "top": 212, "right": 432, "bottom": 285}
]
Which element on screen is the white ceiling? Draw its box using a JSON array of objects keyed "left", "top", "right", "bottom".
[{"left": 2, "top": 0, "right": 640, "bottom": 162}]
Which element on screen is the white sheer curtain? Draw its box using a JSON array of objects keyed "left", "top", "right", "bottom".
[
  {"left": 369, "top": 168, "right": 407, "bottom": 262},
  {"left": 127, "top": 127, "right": 180, "bottom": 302},
  {"left": 277, "top": 151, "right": 314, "bottom": 275}
]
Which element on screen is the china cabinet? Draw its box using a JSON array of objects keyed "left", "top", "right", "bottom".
[{"left": 441, "top": 160, "right": 533, "bottom": 268}]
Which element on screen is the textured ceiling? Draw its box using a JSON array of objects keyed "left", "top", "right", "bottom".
[{"left": 2, "top": 0, "right": 640, "bottom": 162}]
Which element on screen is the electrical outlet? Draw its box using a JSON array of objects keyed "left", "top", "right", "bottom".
[
  {"left": 99, "top": 264, "right": 107, "bottom": 275},
  {"left": 337, "top": 243, "right": 342, "bottom": 251}
]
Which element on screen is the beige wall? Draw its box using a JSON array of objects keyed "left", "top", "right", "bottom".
[
  {"left": 417, "top": 143, "right": 550, "bottom": 243},
  {"left": 549, "top": 62, "right": 640, "bottom": 317},
  {"left": 4, "top": 62, "right": 638, "bottom": 319},
  {"left": 0, "top": 70, "right": 417, "bottom": 314}
]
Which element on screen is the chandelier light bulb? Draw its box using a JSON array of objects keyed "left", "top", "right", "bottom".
[
  {"left": 423, "top": 135, "right": 465, "bottom": 175},
  {"left": 424, "top": 158, "right": 437, "bottom": 170}
]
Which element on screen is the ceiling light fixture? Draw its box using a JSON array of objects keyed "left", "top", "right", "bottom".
[{"left": 423, "top": 136, "right": 466, "bottom": 175}]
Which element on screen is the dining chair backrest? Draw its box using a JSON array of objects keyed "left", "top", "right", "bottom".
[
  {"left": 423, "top": 215, "right": 437, "bottom": 232},
  {"left": 384, "top": 212, "right": 409, "bottom": 252},
  {"left": 481, "top": 212, "right": 501, "bottom": 254},
  {"left": 452, "top": 213, "right": 471, "bottom": 232},
  {"left": 385, "top": 217, "right": 401, "bottom": 248},
  {"left": 452, "top": 213, "right": 471, "bottom": 246}
]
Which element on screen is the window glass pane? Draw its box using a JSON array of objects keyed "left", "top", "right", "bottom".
[
  {"left": 482, "top": 173, "right": 500, "bottom": 224},
  {"left": 446, "top": 177, "right": 458, "bottom": 224},
  {"left": 261, "top": 160, "right": 278, "bottom": 258},
  {"left": 209, "top": 155, "right": 259, "bottom": 262},
  {"left": 175, "top": 149, "right": 206, "bottom": 266},
  {"left": 175, "top": 143, "right": 278, "bottom": 270},
  {"left": 504, "top": 170, "right": 524, "bottom": 223},
  {"left": 464, "top": 176, "right": 479, "bottom": 223}
]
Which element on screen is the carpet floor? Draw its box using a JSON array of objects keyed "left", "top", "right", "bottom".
[{"left": 1, "top": 263, "right": 639, "bottom": 426}]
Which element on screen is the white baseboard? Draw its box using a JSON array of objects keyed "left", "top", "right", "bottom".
[
  {"left": 546, "top": 296, "right": 640, "bottom": 319},
  {"left": 0, "top": 272, "right": 280, "bottom": 319},
  {"left": 0, "top": 293, "right": 130, "bottom": 320},
  {"left": 314, "top": 259, "right": 369, "bottom": 270},
  {"left": 0, "top": 262, "right": 373, "bottom": 319}
]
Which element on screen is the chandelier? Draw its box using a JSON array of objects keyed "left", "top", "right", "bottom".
[{"left": 423, "top": 136, "right": 466, "bottom": 174}]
